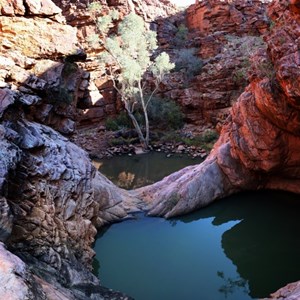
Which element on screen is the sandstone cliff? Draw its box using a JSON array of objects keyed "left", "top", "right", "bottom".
[
  {"left": 0, "top": 1, "right": 138, "bottom": 298},
  {"left": 137, "top": 0, "right": 300, "bottom": 218}
]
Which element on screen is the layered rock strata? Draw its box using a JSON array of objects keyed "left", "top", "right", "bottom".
[{"left": 137, "top": 0, "right": 300, "bottom": 218}]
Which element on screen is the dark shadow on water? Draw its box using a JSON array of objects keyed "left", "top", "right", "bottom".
[{"left": 176, "top": 190, "right": 300, "bottom": 298}]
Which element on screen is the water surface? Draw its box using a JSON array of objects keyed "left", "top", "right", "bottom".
[
  {"left": 94, "top": 191, "right": 300, "bottom": 300},
  {"left": 95, "top": 152, "right": 202, "bottom": 189},
  {"left": 94, "top": 153, "right": 300, "bottom": 299}
]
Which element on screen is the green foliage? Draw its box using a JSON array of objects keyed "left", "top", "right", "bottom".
[
  {"left": 269, "top": 20, "right": 275, "bottom": 30},
  {"left": 174, "top": 48, "right": 203, "bottom": 79},
  {"left": 257, "top": 58, "right": 275, "bottom": 81},
  {"left": 160, "top": 129, "right": 219, "bottom": 151},
  {"left": 174, "top": 24, "right": 188, "bottom": 47},
  {"left": 105, "top": 111, "right": 132, "bottom": 131},
  {"left": 182, "top": 129, "right": 219, "bottom": 151},
  {"left": 151, "top": 52, "right": 175, "bottom": 82},
  {"left": 147, "top": 96, "right": 184, "bottom": 130},
  {"left": 233, "top": 58, "right": 250, "bottom": 85},
  {"left": 61, "top": 62, "right": 78, "bottom": 78},
  {"left": 87, "top": 33, "right": 100, "bottom": 48},
  {"left": 105, "top": 97, "right": 183, "bottom": 131},
  {"left": 95, "top": 12, "right": 174, "bottom": 148},
  {"left": 108, "top": 137, "right": 137, "bottom": 146},
  {"left": 46, "top": 86, "right": 73, "bottom": 106},
  {"left": 224, "top": 35, "right": 266, "bottom": 86},
  {"left": 110, "top": 9, "right": 119, "bottom": 21},
  {"left": 88, "top": 2, "right": 102, "bottom": 12},
  {"left": 96, "top": 15, "right": 112, "bottom": 35},
  {"left": 166, "top": 194, "right": 180, "bottom": 210}
]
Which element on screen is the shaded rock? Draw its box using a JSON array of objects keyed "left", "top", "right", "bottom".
[{"left": 0, "top": 242, "right": 47, "bottom": 300}]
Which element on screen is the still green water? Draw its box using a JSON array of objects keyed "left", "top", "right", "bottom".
[
  {"left": 95, "top": 152, "right": 202, "bottom": 189},
  {"left": 94, "top": 154, "right": 300, "bottom": 300}
]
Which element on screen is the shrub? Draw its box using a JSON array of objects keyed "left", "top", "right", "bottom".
[
  {"left": 88, "top": 2, "right": 102, "bottom": 12},
  {"left": 174, "top": 24, "right": 188, "bottom": 47},
  {"left": 147, "top": 96, "right": 184, "bottom": 130},
  {"left": 174, "top": 48, "right": 203, "bottom": 78},
  {"left": 46, "top": 86, "right": 74, "bottom": 106},
  {"left": 105, "top": 111, "right": 132, "bottom": 131}
]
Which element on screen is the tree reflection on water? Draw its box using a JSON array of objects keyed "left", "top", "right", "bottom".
[
  {"left": 96, "top": 152, "right": 202, "bottom": 190},
  {"left": 217, "top": 271, "right": 249, "bottom": 298}
]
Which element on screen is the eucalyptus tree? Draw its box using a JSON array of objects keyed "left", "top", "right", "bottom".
[{"left": 90, "top": 9, "right": 174, "bottom": 149}]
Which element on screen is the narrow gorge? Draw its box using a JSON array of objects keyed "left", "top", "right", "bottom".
[{"left": 0, "top": 0, "right": 299, "bottom": 299}]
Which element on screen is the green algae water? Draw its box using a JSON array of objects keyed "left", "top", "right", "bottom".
[{"left": 94, "top": 154, "right": 300, "bottom": 299}]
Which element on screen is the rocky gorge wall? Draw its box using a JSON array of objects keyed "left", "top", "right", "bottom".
[
  {"left": 0, "top": 0, "right": 140, "bottom": 298},
  {"left": 155, "top": 0, "right": 272, "bottom": 127},
  {"left": 51, "top": 0, "right": 272, "bottom": 129},
  {"left": 137, "top": 0, "right": 300, "bottom": 217}
]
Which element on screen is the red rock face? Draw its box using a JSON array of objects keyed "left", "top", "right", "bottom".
[
  {"left": 187, "top": 0, "right": 270, "bottom": 36},
  {"left": 137, "top": 0, "right": 300, "bottom": 219},
  {"left": 154, "top": 0, "right": 272, "bottom": 128}
]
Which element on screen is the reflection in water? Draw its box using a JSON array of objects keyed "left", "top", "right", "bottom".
[
  {"left": 179, "top": 190, "right": 300, "bottom": 298},
  {"left": 93, "top": 152, "right": 300, "bottom": 299},
  {"left": 94, "top": 190, "right": 300, "bottom": 300},
  {"left": 217, "top": 271, "right": 249, "bottom": 298},
  {"left": 95, "top": 152, "right": 202, "bottom": 189}
]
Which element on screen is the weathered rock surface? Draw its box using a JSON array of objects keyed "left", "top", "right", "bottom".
[
  {"left": 0, "top": 242, "right": 48, "bottom": 300},
  {"left": 187, "top": 0, "right": 270, "bottom": 36},
  {"left": 263, "top": 281, "right": 300, "bottom": 299},
  {"left": 136, "top": 0, "right": 300, "bottom": 219},
  {"left": 0, "top": 70, "right": 137, "bottom": 300},
  {"left": 0, "top": 0, "right": 138, "bottom": 298}
]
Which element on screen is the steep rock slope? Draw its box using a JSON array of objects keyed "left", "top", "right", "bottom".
[
  {"left": 137, "top": 0, "right": 300, "bottom": 218},
  {"left": 0, "top": 1, "right": 137, "bottom": 298}
]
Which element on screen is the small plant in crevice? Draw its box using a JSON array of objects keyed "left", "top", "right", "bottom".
[
  {"left": 61, "top": 62, "right": 79, "bottom": 78},
  {"left": 87, "top": 2, "right": 102, "bottom": 12},
  {"left": 166, "top": 194, "right": 180, "bottom": 211}
]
